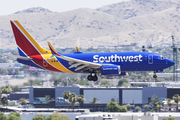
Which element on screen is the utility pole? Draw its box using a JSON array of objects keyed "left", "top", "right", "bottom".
[
  {"left": 172, "top": 36, "right": 178, "bottom": 82},
  {"left": 66, "top": 77, "right": 69, "bottom": 87}
]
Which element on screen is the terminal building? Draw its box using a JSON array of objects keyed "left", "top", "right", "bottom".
[{"left": 9, "top": 86, "right": 180, "bottom": 111}]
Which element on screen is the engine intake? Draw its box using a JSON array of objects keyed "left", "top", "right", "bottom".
[{"left": 101, "top": 65, "right": 121, "bottom": 75}]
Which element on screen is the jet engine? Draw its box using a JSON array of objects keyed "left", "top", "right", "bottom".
[{"left": 101, "top": 65, "right": 121, "bottom": 75}]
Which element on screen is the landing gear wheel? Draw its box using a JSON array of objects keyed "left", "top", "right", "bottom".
[
  {"left": 153, "top": 75, "right": 157, "bottom": 78},
  {"left": 92, "top": 75, "right": 98, "bottom": 81},
  {"left": 87, "top": 75, "right": 93, "bottom": 81},
  {"left": 87, "top": 71, "right": 98, "bottom": 81}
]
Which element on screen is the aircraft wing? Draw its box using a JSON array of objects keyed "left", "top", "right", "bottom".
[
  {"left": 58, "top": 55, "right": 102, "bottom": 71},
  {"left": 6, "top": 54, "right": 32, "bottom": 60},
  {"left": 47, "top": 41, "right": 102, "bottom": 71}
]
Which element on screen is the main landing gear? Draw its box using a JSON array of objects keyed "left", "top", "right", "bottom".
[
  {"left": 87, "top": 72, "right": 98, "bottom": 81},
  {"left": 153, "top": 72, "right": 157, "bottom": 79}
]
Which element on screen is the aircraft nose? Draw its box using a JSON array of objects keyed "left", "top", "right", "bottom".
[{"left": 167, "top": 59, "right": 175, "bottom": 67}]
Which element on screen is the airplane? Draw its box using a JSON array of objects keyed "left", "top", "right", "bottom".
[{"left": 8, "top": 20, "right": 175, "bottom": 81}]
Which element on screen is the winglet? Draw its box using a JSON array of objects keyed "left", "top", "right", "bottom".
[
  {"left": 75, "top": 46, "right": 82, "bottom": 52},
  {"left": 47, "top": 41, "right": 60, "bottom": 56}
]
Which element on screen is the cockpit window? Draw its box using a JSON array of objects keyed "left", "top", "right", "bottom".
[{"left": 158, "top": 56, "right": 165, "bottom": 60}]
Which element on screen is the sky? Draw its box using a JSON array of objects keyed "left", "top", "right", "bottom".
[{"left": 0, "top": 0, "right": 129, "bottom": 16}]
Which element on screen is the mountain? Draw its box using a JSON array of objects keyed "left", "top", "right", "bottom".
[
  {"left": 14, "top": 7, "right": 52, "bottom": 14},
  {"left": 0, "top": 0, "right": 180, "bottom": 49}
]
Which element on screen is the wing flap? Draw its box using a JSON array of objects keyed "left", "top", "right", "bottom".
[
  {"left": 69, "top": 62, "right": 82, "bottom": 68},
  {"left": 75, "top": 64, "right": 89, "bottom": 71}
]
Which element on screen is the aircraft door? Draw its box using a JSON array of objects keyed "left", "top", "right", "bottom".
[{"left": 148, "top": 54, "right": 153, "bottom": 64}]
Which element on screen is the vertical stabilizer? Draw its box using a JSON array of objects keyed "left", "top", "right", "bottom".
[{"left": 10, "top": 20, "right": 51, "bottom": 56}]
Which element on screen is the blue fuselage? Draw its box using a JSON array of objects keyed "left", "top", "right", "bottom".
[{"left": 57, "top": 52, "right": 174, "bottom": 73}]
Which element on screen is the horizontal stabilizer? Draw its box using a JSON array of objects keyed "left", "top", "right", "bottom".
[{"left": 6, "top": 54, "right": 32, "bottom": 60}]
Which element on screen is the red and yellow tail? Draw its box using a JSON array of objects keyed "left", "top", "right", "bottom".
[
  {"left": 10, "top": 20, "right": 51, "bottom": 56},
  {"left": 10, "top": 20, "right": 73, "bottom": 73}
]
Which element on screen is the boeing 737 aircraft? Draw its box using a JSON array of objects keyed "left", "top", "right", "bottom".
[{"left": 8, "top": 20, "right": 175, "bottom": 81}]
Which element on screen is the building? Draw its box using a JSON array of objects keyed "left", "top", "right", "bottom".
[{"left": 15, "top": 86, "right": 179, "bottom": 111}]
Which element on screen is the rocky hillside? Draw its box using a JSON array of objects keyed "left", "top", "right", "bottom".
[{"left": 0, "top": 0, "right": 180, "bottom": 49}]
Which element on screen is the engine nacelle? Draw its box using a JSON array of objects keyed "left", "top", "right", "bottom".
[{"left": 101, "top": 65, "right": 121, "bottom": 75}]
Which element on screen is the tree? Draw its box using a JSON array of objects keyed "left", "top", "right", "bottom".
[
  {"left": 0, "top": 111, "right": 7, "bottom": 120},
  {"left": 77, "top": 94, "right": 85, "bottom": 108},
  {"left": 134, "top": 106, "right": 141, "bottom": 112},
  {"left": 118, "top": 78, "right": 128, "bottom": 86},
  {"left": 100, "top": 80, "right": 111, "bottom": 87},
  {"left": 2, "top": 86, "right": 11, "bottom": 94},
  {"left": 1, "top": 86, "right": 10, "bottom": 110},
  {"left": 107, "top": 101, "right": 127, "bottom": 112},
  {"left": 173, "top": 94, "right": 180, "bottom": 112},
  {"left": 33, "top": 115, "right": 46, "bottom": 120},
  {"left": 107, "top": 101, "right": 120, "bottom": 112},
  {"left": 29, "top": 80, "right": 33, "bottom": 86},
  {"left": 41, "top": 95, "right": 54, "bottom": 110},
  {"left": 126, "top": 104, "right": 131, "bottom": 111},
  {"left": 7, "top": 112, "right": 21, "bottom": 120},
  {"left": 63, "top": 91, "right": 71, "bottom": 108},
  {"left": 144, "top": 104, "right": 151, "bottom": 111},
  {"left": 1, "top": 97, "right": 8, "bottom": 106},
  {"left": 12, "top": 86, "right": 21, "bottom": 92},
  {"left": 0, "top": 90, "right": 2, "bottom": 98},
  {"left": 6, "top": 68, "right": 19, "bottom": 75},
  {"left": 89, "top": 98, "right": 100, "bottom": 112},
  {"left": 50, "top": 76, "right": 61, "bottom": 86},
  {"left": 120, "top": 106, "right": 128, "bottom": 112},
  {"left": 168, "top": 117, "right": 176, "bottom": 120},
  {"left": 75, "top": 80, "right": 90, "bottom": 85},
  {"left": 20, "top": 98, "right": 27, "bottom": 105},
  {"left": 68, "top": 93, "right": 77, "bottom": 110},
  {"left": 167, "top": 98, "right": 173, "bottom": 112},
  {"left": 23, "top": 79, "right": 42, "bottom": 86},
  {"left": 150, "top": 95, "right": 160, "bottom": 111},
  {"left": 110, "top": 98, "right": 115, "bottom": 102},
  {"left": 46, "top": 112, "right": 71, "bottom": 120}
]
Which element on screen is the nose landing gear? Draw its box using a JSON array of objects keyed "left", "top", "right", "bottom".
[{"left": 153, "top": 72, "right": 157, "bottom": 78}]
